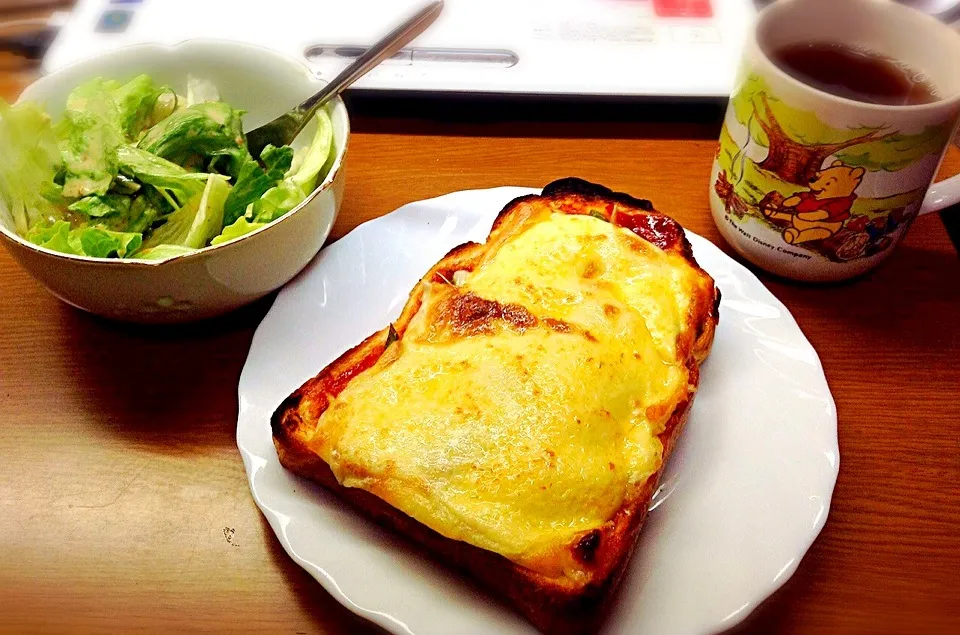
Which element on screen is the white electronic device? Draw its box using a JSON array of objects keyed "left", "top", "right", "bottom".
[{"left": 43, "top": 0, "right": 758, "bottom": 98}]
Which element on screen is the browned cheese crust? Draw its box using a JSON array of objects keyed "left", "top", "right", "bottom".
[{"left": 272, "top": 178, "right": 721, "bottom": 634}]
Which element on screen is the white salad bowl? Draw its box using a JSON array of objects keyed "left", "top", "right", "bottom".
[{"left": 0, "top": 40, "right": 349, "bottom": 323}]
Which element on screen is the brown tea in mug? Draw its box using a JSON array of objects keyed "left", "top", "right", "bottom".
[{"left": 769, "top": 42, "right": 939, "bottom": 106}]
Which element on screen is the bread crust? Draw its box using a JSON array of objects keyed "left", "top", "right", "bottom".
[{"left": 272, "top": 178, "right": 719, "bottom": 634}]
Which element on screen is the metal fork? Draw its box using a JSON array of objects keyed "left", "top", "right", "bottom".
[{"left": 245, "top": 0, "right": 443, "bottom": 159}]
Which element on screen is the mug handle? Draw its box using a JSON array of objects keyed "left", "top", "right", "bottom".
[{"left": 919, "top": 175, "right": 960, "bottom": 216}]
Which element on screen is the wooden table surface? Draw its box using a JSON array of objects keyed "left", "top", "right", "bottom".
[{"left": 1, "top": 45, "right": 959, "bottom": 635}]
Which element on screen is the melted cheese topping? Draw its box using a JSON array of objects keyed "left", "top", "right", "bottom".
[{"left": 309, "top": 214, "right": 700, "bottom": 578}]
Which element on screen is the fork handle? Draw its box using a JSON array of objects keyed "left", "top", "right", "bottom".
[{"left": 296, "top": 1, "right": 443, "bottom": 118}]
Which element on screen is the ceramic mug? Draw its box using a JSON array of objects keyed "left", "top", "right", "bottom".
[{"left": 710, "top": 0, "right": 960, "bottom": 282}]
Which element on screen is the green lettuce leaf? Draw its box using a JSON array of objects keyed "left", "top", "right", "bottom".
[
  {"left": 117, "top": 145, "right": 209, "bottom": 202},
  {"left": 210, "top": 216, "right": 266, "bottom": 246},
  {"left": 78, "top": 189, "right": 166, "bottom": 234},
  {"left": 76, "top": 226, "right": 142, "bottom": 258},
  {"left": 222, "top": 144, "right": 293, "bottom": 226},
  {"left": 289, "top": 109, "right": 334, "bottom": 195},
  {"left": 48, "top": 76, "right": 172, "bottom": 199},
  {"left": 27, "top": 219, "right": 141, "bottom": 258},
  {"left": 26, "top": 220, "right": 78, "bottom": 254},
  {"left": 68, "top": 194, "right": 131, "bottom": 218},
  {"left": 0, "top": 100, "right": 63, "bottom": 235},
  {"left": 55, "top": 78, "right": 124, "bottom": 198},
  {"left": 111, "top": 74, "right": 164, "bottom": 139},
  {"left": 142, "top": 174, "right": 231, "bottom": 249},
  {"left": 138, "top": 101, "right": 247, "bottom": 174},
  {"left": 122, "top": 192, "right": 164, "bottom": 234},
  {"left": 252, "top": 180, "right": 303, "bottom": 223}
]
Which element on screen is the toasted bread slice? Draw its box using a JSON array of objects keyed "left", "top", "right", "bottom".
[{"left": 272, "top": 178, "right": 720, "bottom": 634}]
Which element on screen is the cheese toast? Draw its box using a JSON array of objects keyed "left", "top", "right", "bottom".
[{"left": 272, "top": 178, "right": 720, "bottom": 634}]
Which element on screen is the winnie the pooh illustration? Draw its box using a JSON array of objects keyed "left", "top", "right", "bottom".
[{"left": 762, "top": 160, "right": 865, "bottom": 244}]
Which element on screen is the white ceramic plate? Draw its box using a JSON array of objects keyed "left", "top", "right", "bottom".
[{"left": 237, "top": 187, "right": 839, "bottom": 635}]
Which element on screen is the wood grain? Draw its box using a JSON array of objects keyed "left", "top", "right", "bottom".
[{"left": 1, "top": 49, "right": 958, "bottom": 635}]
